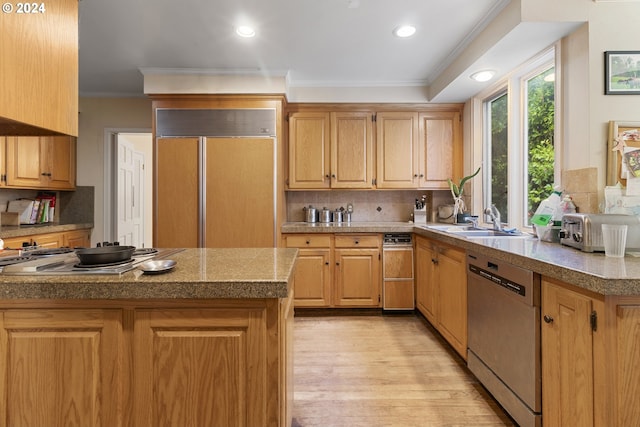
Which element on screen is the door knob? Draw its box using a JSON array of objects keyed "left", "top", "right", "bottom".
[{"left": 543, "top": 315, "right": 554, "bottom": 324}]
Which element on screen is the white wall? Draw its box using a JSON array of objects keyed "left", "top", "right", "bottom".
[
  {"left": 563, "top": 2, "right": 640, "bottom": 198},
  {"left": 77, "top": 97, "right": 152, "bottom": 245}
]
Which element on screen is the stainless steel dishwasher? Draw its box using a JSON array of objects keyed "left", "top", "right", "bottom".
[{"left": 467, "top": 251, "right": 541, "bottom": 427}]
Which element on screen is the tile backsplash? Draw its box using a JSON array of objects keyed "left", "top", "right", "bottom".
[
  {"left": 561, "top": 167, "right": 599, "bottom": 213},
  {"left": 287, "top": 190, "right": 452, "bottom": 222}
]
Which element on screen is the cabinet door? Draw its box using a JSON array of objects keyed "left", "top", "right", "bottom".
[
  {"left": 45, "top": 136, "right": 76, "bottom": 190},
  {"left": 415, "top": 237, "right": 438, "bottom": 324},
  {"left": 133, "top": 307, "right": 269, "bottom": 427},
  {"left": 616, "top": 305, "right": 640, "bottom": 426},
  {"left": 32, "top": 232, "right": 62, "bottom": 249},
  {"left": 376, "top": 112, "right": 419, "bottom": 188},
  {"left": 155, "top": 137, "right": 200, "bottom": 248},
  {"left": 291, "top": 248, "right": 332, "bottom": 307},
  {"left": 383, "top": 247, "right": 414, "bottom": 310},
  {"left": 330, "top": 112, "right": 373, "bottom": 189},
  {"left": 63, "top": 229, "right": 91, "bottom": 248},
  {"left": 542, "top": 279, "right": 594, "bottom": 427},
  {"left": 0, "top": 0, "right": 78, "bottom": 136},
  {"left": 288, "top": 112, "right": 330, "bottom": 189},
  {"left": 436, "top": 245, "right": 467, "bottom": 358},
  {"left": 334, "top": 248, "right": 380, "bottom": 307},
  {"left": 0, "top": 309, "right": 122, "bottom": 427},
  {"left": 418, "top": 111, "right": 462, "bottom": 189},
  {"left": 5, "top": 136, "right": 47, "bottom": 188}
]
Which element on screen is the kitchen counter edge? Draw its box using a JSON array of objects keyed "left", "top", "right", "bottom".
[
  {"left": 0, "top": 248, "right": 297, "bottom": 300},
  {"left": 282, "top": 221, "right": 640, "bottom": 296}
]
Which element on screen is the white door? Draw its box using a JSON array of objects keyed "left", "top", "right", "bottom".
[{"left": 117, "top": 138, "right": 145, "bottom": 247}]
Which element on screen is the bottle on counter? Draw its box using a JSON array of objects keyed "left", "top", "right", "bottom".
[{"left": 531, "top": 186, "right": 563, "bottom": 226}]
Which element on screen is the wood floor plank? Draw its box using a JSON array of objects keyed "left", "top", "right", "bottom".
[{"left": 292, "top": 314, "right": 515, "bottom": 427}]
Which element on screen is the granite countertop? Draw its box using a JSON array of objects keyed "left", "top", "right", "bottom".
[
  {"left": 0, "top": 248, "right": 298, "bottom": 300},
  {"left": 282, "top": 221, "right": 640, "bottom": 296}
]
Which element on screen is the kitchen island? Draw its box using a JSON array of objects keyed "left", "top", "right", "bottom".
[{"left": 0, "top": 247, "right": 297, "bottom": 427}]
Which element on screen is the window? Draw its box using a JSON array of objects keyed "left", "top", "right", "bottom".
[{"left": 478, "top": 47, "right": 558, "bottom": 229}]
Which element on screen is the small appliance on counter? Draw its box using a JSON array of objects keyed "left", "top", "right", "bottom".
[{"left": 560, "top": 213, "right": 640, "bottom": 252}]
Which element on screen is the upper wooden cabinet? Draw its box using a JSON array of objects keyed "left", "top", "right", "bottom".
[
  {"left": 288, "top": 112, "right": 330, "bottom": 189},
  {"left": 376, "top": 112, "right": 419, "bottom": 189},
  {"left": 287, "top": 105, "right": 463, "bottom": 190},
  {"left": 0, "top": 0, "right": 78, "bottom": 136},
  {"left": 4, "top": 136, "right": 76, "bottom": 190},
  {"left": 288, "top": 111, "right": 373, "bottom": 189},
  {"left": 418, "top": 111, "right": 462, "bottom": 189}
]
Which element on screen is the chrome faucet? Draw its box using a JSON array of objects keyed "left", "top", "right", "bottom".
[
  {"left": 484, "top": 204, "right": 502, "bottom": 231},
  {"left": 465, "top": 216, "right": 479, "bottom": 229}
]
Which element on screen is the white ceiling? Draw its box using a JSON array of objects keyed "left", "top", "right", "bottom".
[{"left": 77, "top": 0, "right": 579, "bottom": 102}]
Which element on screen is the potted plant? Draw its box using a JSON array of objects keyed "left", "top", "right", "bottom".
[{"left": 448, "top": 167, "right": 481, "bottom": 223}]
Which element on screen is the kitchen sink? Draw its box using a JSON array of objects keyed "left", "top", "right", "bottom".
[{"left": 421, "top": 224, "right": 533, "bottom": 239}]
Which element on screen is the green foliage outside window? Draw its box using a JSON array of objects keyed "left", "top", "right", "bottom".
[{"left": 526, "top": 68, "right": 555, "bottom": 223}]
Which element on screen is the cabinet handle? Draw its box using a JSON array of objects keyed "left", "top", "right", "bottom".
[
  {"left": 331, "top": 174, "right": 336, "bottom": 179},
  {"left": 414, "top": 174, "right": 418, "bottom": 178},
  {"left": 419, "top": 174, "right": 424, "bottom": 178},
  {"left": 305, "top": 240, "right": 310, "bottom": 245},
  {"left": 543, "top": 315, "right": 554, "bottom": 324},
  {"left": 354, "top": 240, "right": 359, "bottom": 244},
  {"left": 325, "top": 262, "right": 329, "bottom": 265},
  {"left": 325, "top": 174, "right": 330, "bottom": 179},
  {"left": 336, "top": 262, "right": 340, "bottom": 266},
  {"left": 431, "top": 258, "right": 438, "bottom": 265}
]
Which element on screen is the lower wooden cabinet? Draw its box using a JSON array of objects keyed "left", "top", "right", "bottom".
[
  {"left": 414, "top": 235, "right": 467, "bottom": 359},
  {"left": 2, "top": 228, "right": 91, "bottom": 250},
  {"left": 284, "top": 233, "right": 381, "bottom": 308},
  {"left": 542, "top": 276, "right": 640, "bottom": 427},
  {"left": 0, "top": 309, "right": 122, "bottom": 427},
  {"left": 0, "top": 296, "right": 292, "bottom": 427}
]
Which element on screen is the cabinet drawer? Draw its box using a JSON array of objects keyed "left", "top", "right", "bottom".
[
  {"left": 285, "top": 234, "right": 331, "bottom": 248},
  {"left": 334, "top": 235, "right": 379, "bottom": 248}
]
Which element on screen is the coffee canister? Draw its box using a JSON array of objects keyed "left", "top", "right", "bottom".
[
  {"left": 304, "top": 205, "right": 318, "bottom": 223},
  {"left": 333, "top": 209, "right": 343, "bottom": 223},
  {"left": 320, "top": 207, "right": 331, "bottom": 223}
]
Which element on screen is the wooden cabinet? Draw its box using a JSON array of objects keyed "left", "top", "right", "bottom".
[
  {"left": 0, "top": 0, "right": 78, "bottom": 136},
  {"left": 418, "top": 111, "right": 463, "bottom": 189},
  {"left": 0, "top": 295, "right": 293, "bottom": 427},
  {"left": 414, "top": 235, "right": 467, "bottom": 358},
  {"left": 63, "top": 229, "right": 92, "bottom": 248},
  {"left": 284, "top": 234, "right": 332, "bottom": 307},
  {"left": 542, "top": 278, "right": 597, "bottom": 427},
  {"left": 2, "top": 228, "right": 91, "bottom": 250},
  {"left": 0, "top": 309, "right": 122, "bottom": 427},
  {"left": 334, "top": 235, "right": 381, "bottom": 307},
  {"left": 4, "top": 136, "right": 76, "bottom": 190},
  {"left": 287, "top": 111, "right": 373, "bottom": 189},
  {"left": 287, "top": 105, "right": 463, "bottom": 190},
  {"left": 284, "top": 233, "right": 381, "bottom": 308},
  {"left": 375, "top": 112, "right": 419, "bottom": 188},
  {"left": 541, "top": 277, "right": 640, "bottom": 427},
  {"left": 382, "top": 246, "right": 414, "bottom": 310},
  {"left": 287, "top": 112, "right": 330, "bottom": 189},
  {"left": 330, "top": 112, "right": 373, "bottom": 189},
  {"left": 134, "top": 306, "right": 270, "bottom": 427}
]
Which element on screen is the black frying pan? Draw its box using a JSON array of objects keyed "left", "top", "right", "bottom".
[{"left": 75, "top": 246, "right": 136, "bottom": 265}]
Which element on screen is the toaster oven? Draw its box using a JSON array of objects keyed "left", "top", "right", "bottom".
[{"left": 560, "top": 213, "right": 640, "bottom": 252}]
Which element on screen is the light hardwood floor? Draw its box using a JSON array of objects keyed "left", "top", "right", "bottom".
[{"left": 292, "top": 313, "right": 515, "bottom": 427}]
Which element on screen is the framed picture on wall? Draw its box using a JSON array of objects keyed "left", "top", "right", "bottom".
[{"left": 605, "top": 51, "right": 640, "bottom": 94}]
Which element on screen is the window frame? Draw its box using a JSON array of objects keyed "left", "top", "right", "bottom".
[{"left": 472, "top": 44, "right": 561, "bottom": 231}]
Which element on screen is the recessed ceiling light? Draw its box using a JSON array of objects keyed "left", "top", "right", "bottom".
[
  {"left": 393, "top": 25, "right": 416, "bottom": 38},
  {"left": 470, "top": 70, "right": 496, "bottom": 82},
  {"left": 235, "top": 26, "right": 256, "bottom": 38}
]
